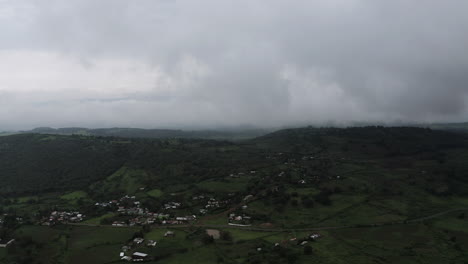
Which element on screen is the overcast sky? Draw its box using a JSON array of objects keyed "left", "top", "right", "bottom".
[{"left": 1, "top": 0, "right": 468, "bottom": 130}]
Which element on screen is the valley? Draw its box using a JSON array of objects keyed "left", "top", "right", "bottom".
[{"left": 0, "top": 127, "right": 468, "bottom": 263}]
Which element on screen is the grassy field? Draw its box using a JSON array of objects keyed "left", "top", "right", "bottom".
[
  {"left": 65, "top": 226, "right": 139, "bottom": 264},
  {"left": 321, "top": 223, "right": 466, "bottom": 264},
  {"left": 147, "top": 188, "right": 164, "bottom": 198},
  {"left": 433, "top": 214, "right": 468, "bottom": 233},
  {"left": 90, "top": 166, "right": 148, "bottom": 195},
  {"left": 15, "top": 225, "right": 63, "bottom": 244},
  {"left": 228, "top": 229, "right": 283, "bottom": 242},
  {"left": 197, "top": 177, "right": 251, "bottom": 193},
  {"left": 16, "top": 195, "right": 39, "bottom": 203},
  {"left": 157, "top": 245, "right": 219, "bottom": 264},
  {"left": 9, "top": 225, "right": 139, "bottom": 264},
  {"left": 82, "top": 212, "right": 116, "bottom": 225},
  {"left": 60, "top": 191, "right": 88, "bottom": 200},
  {"left": 0, "top": 248, "right": 7, "bottom": 263}
]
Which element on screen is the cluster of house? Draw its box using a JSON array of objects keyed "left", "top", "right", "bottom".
[
  {"left": 117, "top": 207, "right": 146, "bottom": 215},
  {"left": 297, "top": 233, "right": 322, "bottom": 246},
  {"left": 96, "top": 195, "right": 139, "bottom": 208},
  {"left": 162, "top": 215, "right": 196, "bottom": 225},
  {"left": 301, "top": 156, "right": 315, "bottom": 161},
  {"left": 229, "top": 172, "right": 244, "bottom": 178},
  {"left": 119, "top": 231, "right": 177, "bottom": 262},
  {"left": 41, "top": 211, "right": 84, "bottom": 226},
  {"left": 194, "top": 194, "right": 231, "bottom": 214},
  {"left": 228, "top": 213, "right": 252, "bottom": 226},
  {"left": 163, "top": 202, "right": 181, "bottom": 210},
  {"left": 111, "top": 213, "right": 170, "bottom": 227},
  {"left": 282, "top": 233, "right": 322, "bottom": 247},
  {"left": 192, "top": 195, "right": 206, "bottom": 201},
  {"left": 112, "top": 213, "right": 196, "bottom": 227},
  {"left": 96, "top": 195, "right": 149, "bottom": 222},
  {"left": 229, "top": 170, "right": 257, "bottom": 179},
  {"left": 119, "top": 237, "right": 156, "bottom": 262},
  {"left": 95, "top": 194, "right": 198, "bottom": 227},
  {"left": 204, "top": 198, "right": 222, "bottom": 209}
]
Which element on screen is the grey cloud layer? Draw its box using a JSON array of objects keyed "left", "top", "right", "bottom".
[{"left": 1, "top": 0, "right": 468, "bottom": 129}]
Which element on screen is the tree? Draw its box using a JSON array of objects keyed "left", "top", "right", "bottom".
[
  {"left": 202, "top": 233, "right": 214, "bottom": 244},
  {"left": 220, "top": 231, "right": 233, "bottom": 241},
  {"left": 302, "top": 197, "right": 314, "bottom": 208},
  {"left": 315, "top": 190, "right": 332, "bottom": 206},
  {"left": 304, "top": 245, "right": 313, "bottom": 255},
  {"left": 286, "top": 253, "right": 298, "bottom": 264},
  {"left": 142, "top": 224, "right": 152, "bottom": 233}
]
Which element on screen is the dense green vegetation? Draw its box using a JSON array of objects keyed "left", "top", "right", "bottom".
[{"left": 0, "top": 126, "right": 468, "bottom": 263}]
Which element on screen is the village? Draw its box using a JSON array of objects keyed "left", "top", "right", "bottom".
[
  {"left": 41, "top": 211, "right": 85, "bottom": 226},
  {"left": 93, "top": 193, "right": 231, "bottom": 227},
  {"left": 0, "top": 150, "right": 338, "bottom": 263}
]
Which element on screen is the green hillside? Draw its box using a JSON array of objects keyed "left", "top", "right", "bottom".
[{"left": 0, "top": 126, "right": 467, "bottom": 263}]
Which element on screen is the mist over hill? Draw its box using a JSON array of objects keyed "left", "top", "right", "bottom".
[
  {"left": 18, "top": 126, "right": 273, "bottom": 140},
  {"left": 3, "top": 120, "right": 467, "bottom": 142}
]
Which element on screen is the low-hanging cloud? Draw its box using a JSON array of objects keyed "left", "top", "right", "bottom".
[{"left": 1, "top": 0, "right": 468, "bottom": 130}]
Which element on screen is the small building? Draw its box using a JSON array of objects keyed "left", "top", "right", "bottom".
[
  {"left": 121, "top": 256, "right": 132, "bottom": 261},
  {"left": 164, "top": 231, "right": 175, "bottom": 237},
  {"left": 243, "top": 195, "right": 254, "bottom": 201},
  {"left": 132, "top": 252, "right": 149, "bottom": 261},
  {"left": 310, "top": 233, "right": 322, "bottom": 240},
  {"left": 133, "top": 237, "right": 144, "bottom": 245},
  {"left": 147, "top": 240, "right": 157, "bottom": 247},
  {"left": 122, "top": 245, "right": 130, "bottom": 252}
]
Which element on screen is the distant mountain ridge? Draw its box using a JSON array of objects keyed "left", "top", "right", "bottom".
[
  {"left": 425, "top": 122, "right": 468, "bottom": 132},
  {"left": 21, "top": 126, "right": 271, "bottom": 140},
  {"left": 4, "top": 121, "right": 468, "bottom": 140}
]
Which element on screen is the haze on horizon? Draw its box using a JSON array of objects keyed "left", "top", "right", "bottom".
[{"left": 1, "top": 0, "right": 468, "bottom": 130}]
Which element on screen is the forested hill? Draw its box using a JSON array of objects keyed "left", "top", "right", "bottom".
[
  {"left": 0, "top": 134, "right": 259, "bottom": 196},
  {"left": 0, "top": 134, "right": 128, "bottom": 195},
  {"left": 255, "top": 126, "right": 467, "bottom": 153},
  {"left": 0, "top": 126, "right": 467, "bottom": 197}
]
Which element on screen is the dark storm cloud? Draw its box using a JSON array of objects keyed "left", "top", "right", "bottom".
[{"left": 1, "top": 0, "right": 468, "bottom": 130}]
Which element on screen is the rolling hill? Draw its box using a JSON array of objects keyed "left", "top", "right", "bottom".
[{"left": 1, "top": 126, "right": 468, "bottom": 264}]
